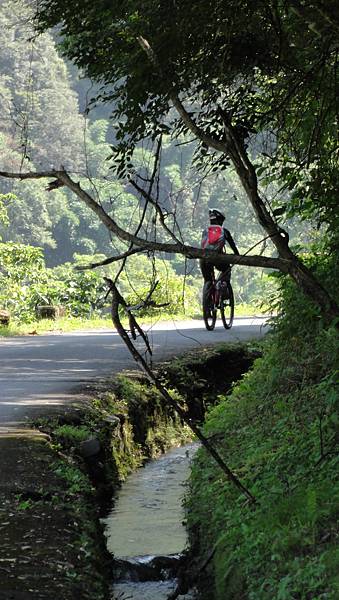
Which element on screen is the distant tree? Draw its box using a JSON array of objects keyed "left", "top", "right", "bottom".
[{"left": 0, "top": 0, "right": 85, "bottom": 170}]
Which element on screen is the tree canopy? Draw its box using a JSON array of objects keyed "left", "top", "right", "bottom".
[
  {"left": 0, "top": 0, "right": 338, "bottom": 321},
  {"left": 34, "top": 0, "right": 339, "bottom": 233}
]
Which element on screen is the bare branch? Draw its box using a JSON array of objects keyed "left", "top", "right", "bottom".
[
  {"left": 105, "top": 277, "right": 257, "bottom": 505},
  {"left": 104, "top": 276, "right": 153, "bottom": 355},
  {"left": 113, "top": 135, "right": 163, "bottom": 284},
  {"left": 130, "top": 178, "right": 182, "bottom": 244},
  {"left": 126, "top": 280, "right": 170, "bottom": 312},
  {"left": 0, "top": 170, "right": 56, "bottom": 180},
  {"left": 0, "top": 168, "right": 289, "bottom": 272},
  {"left": 75, "top": 248, "right": 145, "bottom": 270}
]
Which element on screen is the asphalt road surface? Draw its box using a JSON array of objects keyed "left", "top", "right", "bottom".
[{"left": 0, "top": 317, "right": 267, "bottom": 429}]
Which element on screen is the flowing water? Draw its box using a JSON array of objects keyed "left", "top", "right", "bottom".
[{"left": 103, "top": 443, "right": 198, "bottom": 600}]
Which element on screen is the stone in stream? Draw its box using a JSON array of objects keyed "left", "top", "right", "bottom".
[
  {"left": 104, "top": 415, "right": 121, "bottom": 428},
  {"left": 113, "top": 554, "right": 182, "bottom": 582}
]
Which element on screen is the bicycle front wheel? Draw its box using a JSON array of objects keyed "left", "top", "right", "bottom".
[
  {"left": 220, "top": 283, "right": 234, "bottom": 329},
  {"left": 202, "top": 283, "right": 217, "bottom": 331}
]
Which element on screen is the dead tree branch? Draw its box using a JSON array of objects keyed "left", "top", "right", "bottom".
[
  {"left": 104, "top": 277, "right": 153, "bottom": 355},
  {"left": 125, "top": 280, "right": 169, "bottom": 312},
  {"left": 75, "top": 248, "right": 145, "bottom": 270},
  {"left": 130, "top": 178, "right": 182, "bottom": 244},
  {"left": 0, "top": 168, "right": 290, "bottom": 272},
  {"left": 105, "top": 277, "right": 257, "bottom": 505},
  {"left": 114, "top": 136, "right": 163, "bottom": 284}
]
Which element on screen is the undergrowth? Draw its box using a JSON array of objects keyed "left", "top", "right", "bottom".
[
  {"left": 0, "top": 303, "right": 264, "bottom": 336},
  {"left": 187, "top": 261, "right": 339, "bottom": 599},
  {"left": 103, "top": 374, "right": 192, "bottom": 478}
]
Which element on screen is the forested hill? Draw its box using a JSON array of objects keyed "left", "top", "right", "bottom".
[{"left": 0, "top": 0, "right": 111, "bottom": 262}]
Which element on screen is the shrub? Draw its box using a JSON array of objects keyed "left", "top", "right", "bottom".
[{"left": 187, "top": 254, "right": 339, "bottom": 599}]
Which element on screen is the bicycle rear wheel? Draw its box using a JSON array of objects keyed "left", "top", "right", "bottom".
[
  {"left": 202, "top": 283, "right": 217, "bottom": 331},
  {"left": 220, "top": 282, "right": 234, "bottom": 329}
]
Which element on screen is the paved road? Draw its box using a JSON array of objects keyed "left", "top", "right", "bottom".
[{"left": 0, "top": 317, "right": 267, "bottom": 428}]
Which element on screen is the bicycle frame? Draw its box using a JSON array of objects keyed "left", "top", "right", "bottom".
[
  {"left": 202, "top": 269, "right": 234, "bottom": 331},
  {"left": 210, "top": 271, "right": 230, "bottom": 307}
]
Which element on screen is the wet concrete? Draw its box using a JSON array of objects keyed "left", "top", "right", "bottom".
[{"left": 103, "top": 444, "right": 198, "bottom": 600}]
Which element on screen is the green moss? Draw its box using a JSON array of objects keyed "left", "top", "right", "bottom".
[{"left": 102, "top": 373, "right": 192, "bottom": 480}]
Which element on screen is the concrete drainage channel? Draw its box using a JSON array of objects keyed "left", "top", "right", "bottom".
[
  {"left": 0, "top": 345, "right": 259, "bottom": 599},
  {"left": 90, "top": 345, "right": 260, "bottom": 599},
  {"left": 102, "top": 444, "right": 198, "bottom": 600}
]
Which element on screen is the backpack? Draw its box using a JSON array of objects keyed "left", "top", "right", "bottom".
[{"left": 201, "top": 225, "right": 225, "bottom": 251}]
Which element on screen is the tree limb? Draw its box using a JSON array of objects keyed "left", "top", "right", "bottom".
[
  {"left": 136, "top": 37, "right": 339, "bottom": 322},
  {"left": 130, "top": 178, "right": 182, "bottom": 244},
  {"left": 0, "top": 168, "right": 290, "bottom": 272},
  {"left": 114, "top": 136, "right": 163, "bottom": 284},
  {"left": 126, "top": 280, "right": 170, "bottom": 312},
  {"left": 75, "top": 248, "right": 145, "bottom": 270},
  {"left": 105, "top": 277, "right": 257, "bottom": 505}
]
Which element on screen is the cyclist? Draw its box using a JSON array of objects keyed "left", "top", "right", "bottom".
[{"left": 200, "top": 208, "right": 239, "bottom": 298}]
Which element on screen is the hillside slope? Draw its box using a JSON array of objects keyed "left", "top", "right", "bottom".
[{"left": 187, "top": 261, "right": 339, "bottom": 599}]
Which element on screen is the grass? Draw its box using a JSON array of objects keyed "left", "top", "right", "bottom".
[
  {"left": 0, "top": 303, "right": 267, "bottom": 337},
  {"left": 186, "top": 301, "right": 339, "bottom": 599},
  {"left": 0, "top": 316, "right": 114, "bottom": 336}
]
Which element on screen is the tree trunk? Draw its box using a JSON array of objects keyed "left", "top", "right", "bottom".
[
  {"left": 137, "top": 35, "right": 338, "bottom": 322},
  {"left": 226, "top": 128, "right": 339, "bottom": 322}
]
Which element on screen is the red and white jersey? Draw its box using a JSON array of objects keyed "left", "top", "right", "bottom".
[{"left": 201, "top": 225, "right": 239, "bottom": 255}]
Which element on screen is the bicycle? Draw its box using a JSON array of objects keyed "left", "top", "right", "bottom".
[{"left": 202, "top": 271, "right": 234, "bottom": 331}]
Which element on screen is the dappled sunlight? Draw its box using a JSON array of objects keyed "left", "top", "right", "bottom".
[{"left": 0, "top": 320, "right": 266, "bottom": 427}]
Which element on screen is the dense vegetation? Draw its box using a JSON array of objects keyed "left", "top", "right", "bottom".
[
  {"left": 28, "top": 0, "right": 339, "bottom": 320},
  {"left": 0, "top": 0, "right": 233, "bottom": 321},
  {"left": 187, "top": 259, "right": 339, "bottom": 599},
  {"left": 0, "top": 233, "right": 200, "bottom": 323},
  {"left": 1, "top": 0, "right": 336, "bottom": 324},
  {"left": 0, "top": 1, "right": 338, "bottom": 597}
]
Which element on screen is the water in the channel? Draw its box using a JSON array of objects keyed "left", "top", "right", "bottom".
[{"left": 103, "top": 443, "right": 198, "bottom": 600}]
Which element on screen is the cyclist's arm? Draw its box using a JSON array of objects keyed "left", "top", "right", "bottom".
[{"left": 224, "top": 229, "right": 240, "bottom": 255}]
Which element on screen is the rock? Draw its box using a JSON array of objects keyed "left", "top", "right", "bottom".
[
  {"left": 0, "top": 309, "right": 10, "bottom": 326},
  {"left": 149, "top": 554, "right": 182, "bottom": 577},
  {"left": 113, "top": 554, "right": 182, "bottom": 582},
  {"left": 57, "top": 413, "right": 83, "bottom": 426},
  {"left": 104, "top": 415, "right": 121, "bottom": 428},
  {"left": 36, "top": 305, "right": 66, "bottom": 320},
  {"left": 79, "top": 437, "right": 101, "bottom": 458}
]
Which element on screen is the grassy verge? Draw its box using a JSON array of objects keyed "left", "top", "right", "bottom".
[
  {"left": 0, "top": 315, "right": 114, "bottom": 336},
  {"left": 0, "top": 303, "right": 267, "bottom": 337},
  {"left": 185, "top": 318, "right": 339, "bottom": 599}
]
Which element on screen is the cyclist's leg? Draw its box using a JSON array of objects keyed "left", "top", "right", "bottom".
[
  {"left": 200, "top": 259, "right": 214, "bottom": 288},
  {"left": 218, "top": 266, "right": 231, "bottom": 283},
  {"left": 216, "top": 266, "right": 231, "bottom": 299}
]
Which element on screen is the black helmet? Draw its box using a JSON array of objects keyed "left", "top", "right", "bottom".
[{"left": 209, "top": 208, "right": 225, "bottom": 224}]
